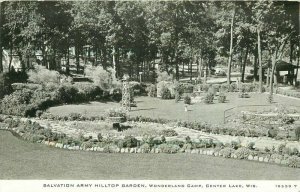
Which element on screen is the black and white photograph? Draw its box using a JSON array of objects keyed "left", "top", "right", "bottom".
[{"left": 0, "top": 0, "right": 299, "bottom": 191}]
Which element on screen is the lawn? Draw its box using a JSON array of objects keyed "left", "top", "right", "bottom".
[
  {"left": 48, "top": 93, "right": 300, "bottom": 124},
  {"left": 1, "top": 131, "right": 300, "bottom": 180}
]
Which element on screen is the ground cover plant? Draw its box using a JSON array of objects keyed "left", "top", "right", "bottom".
[{"left": 2, "top": 116, "right": 300, "bottom": 170}]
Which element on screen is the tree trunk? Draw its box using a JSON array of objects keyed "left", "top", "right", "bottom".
[
  {"left": 75, "top": 44, "right": 80, "bottom": 74},
  {"left": 112, "top": 46, "right": 116, "bottom": 75},
  {"left": 8, "top": 42, "right": 13, "bottom": 72},
  {"left": 227, "top": 9, "right": 236, "bottom": 85},
  {"left": 190, "top": 59, "right": 193, "bottom": 81},
  {"left": 266, "top": 67, "right": 270, "bottom": 87},
  {"left": 241, "top": 46, "right": 248, "bottom": 83},
  {"left": 269, "top": 54, "right": 276, "bottom": 95},
  {"left": 295, "top": 47, "right": 300, "bottom": 86},
  {"left": 66, "top": 47, "right": 70, "bottom": 74},
  {"left": 258, "top": 29, "right": 263, "bottom": 93}
]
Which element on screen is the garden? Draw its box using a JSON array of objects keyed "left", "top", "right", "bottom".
[
  {"left": 1, "top": 67, "right": 300, "bottom": 173},
  {"left": 0, "top": 1, "right": 300, "bottom": 179}
]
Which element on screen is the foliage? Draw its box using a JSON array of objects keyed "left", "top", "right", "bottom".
[
  {"left": 159, "top": 129, "right": 178, "bottom": 137},
  {"left": 183, "top": 95, "right": 191, "bottom": 104},
  {"left": 203, "top": 92, "right": 214, "bottom": 104},
  {"left": 160, "top": 86, "right": 172, "bottom": 100},
  {"left": 174, "top": 91, "right": 181, "bottom": 103},
  {"left": 146, "top": 84, "right": 157, "bottom": 97},
  {"left": 159, "top": 143, "right": 180, "bottom": 154},
  {"left": 27, "top": 65, "right": 60, "bottom": 85},
  {"left": 85, "top": 66, "right": 120, "bottom": 92},
  {"left": 218, "top": 93, "right": 226, "bottom": 103},
  {"left": 234, "top": 147, "right": 251, "bottom": 159},
  {"left": 219, "top": 147, "right": 235, "bottom": 158},
  {"left": 54, "top": 84, "right": 79, "bottom": 104},
  {"left": 295, "top": 126, "right": 300, "bottom": 141},
  {"left": 105, "top": 108, "right": 128, "bottom": 119}
]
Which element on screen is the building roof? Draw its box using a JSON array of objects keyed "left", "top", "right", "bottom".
[
  {"left": 263, "top": 60, "right": 299, "bottom": 71},
  {"left": 276, "top": 61, "right": 299, "bottom": 71}
]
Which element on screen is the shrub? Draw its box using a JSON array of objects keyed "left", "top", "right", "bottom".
[
  {"left": 85, "top": 66, "right": 119, "bottom": 91},
  {"left": 219, "top": 147, "right": 235, "bottom": 158},
  {"left": 277, "top": 144, "right": 286, "bottom": 154},
  {"left": 287, "top": 156, "right": 300, "bottom": 168},
  {"left": 228, "top": 83, "right": 238, "bottom": 92},
  {"left": 27, "top": 65, "right": 60, "bottom": 84},
  {"left": 295, "top": 126, "right": 300, "bottom": 141},
  {"left": 160, "top": 129, "right": 178, "bottom": 137},
  {"left": 159, "top": 143, "right": 180, "bottom": 154},
  {"left": 208, "top": 86, "right": 217, "bottom": 95},
  {"left": 160, "top": 86, "right": 172, "bottom": 99},
  {"left": 183, "top": 95, "right": 191, "bottom": 104},
  {"left": 174, "top": 91, "right": 181, "bottom": 103},
  {"left": 203, "top": 92, "right": 214, "bottom": 104},
  {"left": 182, "top": 83, "right": 194, "bottom": 93},
  {"left": 231, "top": 140, "right": 241, "bottom": 150},
  {"left": 140, "top": 143, "right": 151, "bottom": 153},
  {"left": 247, "top": 142, "right": 255, "bottom": 150},
  {"left": 157, "top": 71, "right": 173, "bottom": 82},
  {"left": 54, "top": 84, "right": 79, "bottom": 104},
  {"left": 234, "top": 147, "right": 251, "bottom": 159},
  {"left": 218, "top": 93, "right": 226, "bottom": 103},
  {"left": 146, "top": 84, "right": 157, "bottom": 97},
  {"left": 105, "top": 108, "right": 128, "bottom": 119},
  {"left": 238, "top": 92, "right": 250, "bottom": 98},
  {"left": 267, "top": 94, "right": 273, "bottom": 104},
  {"left": 166, "top": 139, "right": 184, "bottom": 148},
  {"left": 122, "top": 136, "right": 138, "bottom": 148},
  {"left": 75, "top": 82, "right": 103, "bottom": 101},
  {"left": 268, "top": 127, "right": 278, "bottom": 138},
  {"left": 68, "top": 113, "right": 82, "bottom": 121},
  {"left": 103, "top": 144, "right": 119, "bottom": 153}
]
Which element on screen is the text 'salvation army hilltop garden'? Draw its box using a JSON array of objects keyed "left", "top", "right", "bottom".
[{"left": 0, "top": 1, "right": 300, "bottom": 179}]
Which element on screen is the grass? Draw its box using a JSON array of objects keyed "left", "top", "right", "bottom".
[
  {"left": 48, "top": 93, "right": 300, "bottom": 124},
  {"left": 1, "top": 131, "right": 300, "bottom": 180}
]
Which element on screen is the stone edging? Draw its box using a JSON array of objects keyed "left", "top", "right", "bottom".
[{"left": 1, "top": 127, "right": 294, "bottom": 168}]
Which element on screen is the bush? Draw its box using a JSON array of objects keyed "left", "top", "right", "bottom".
[
  {"left": 160, "top": 86, "right": 172, "bottom": 99},
  {"left": 27, "top": 65, "right": 60, "bottom": 84},
  {"left": 295, "top": 126, "right": 300, "bottom": 141},
  {"left": 219, "top": 147, "right": 235, "bottom": 158},
  {"left": 218, "top": 93, "right": 226, "bottom": 103},
  {"left": 68, "top": 113, "right": 82, "bottom": 121},
  {"left": 85, "top": 66, "right": 120, "bottom": 91},
  {"left": 140, "top": 143, "right": 151, "bottom": 153},
  {"left": 58, "top": 84, "right": 80, "bottom": 103},
  {"left": 203, "top": 92, "right": 214, "bottom": 104},
  {"left": 103, "top": 144, "right": 119, "bottom": 153},
  {"left": 122, "top": 136, "right": 138, "bottom": 148},
  {"left": 183, "top": 95, "right": 191, "bottom": 104},
  {"left": 229, "top": 83, "right": 238, "bottom": 92},
  {"left": 105, "top": 108, "right": 128, "bottom": 119},
  {"left": 268, "top": 127, "right": 278, "bottom": 138},
  {"left": 287, "top": 156, "right": 300, "bottom": 168},
  {"left": 146, "top": 84, "right": 157, "bottom": 97},
  {"left": 234, "top": 147, "right": 251, "bottom": 159},
  {"left": 238, "top": 92, "right": 250, "bottom": 98},
  {"left": 159, "top": 143, "right": 180, "bottom": 154},
  {"left": 75, "top": 82, "right": 103, "bottom": 101},
  {"left": 160, "top": 129, "right": 178, "bottom": 137},
  {"left": 174, "top": 91, "right": 181, "bottom": 103}
]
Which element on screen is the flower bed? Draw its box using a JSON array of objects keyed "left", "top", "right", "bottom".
[{"left": 1, "top": 116, "right": 300, "bottom": 169}]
